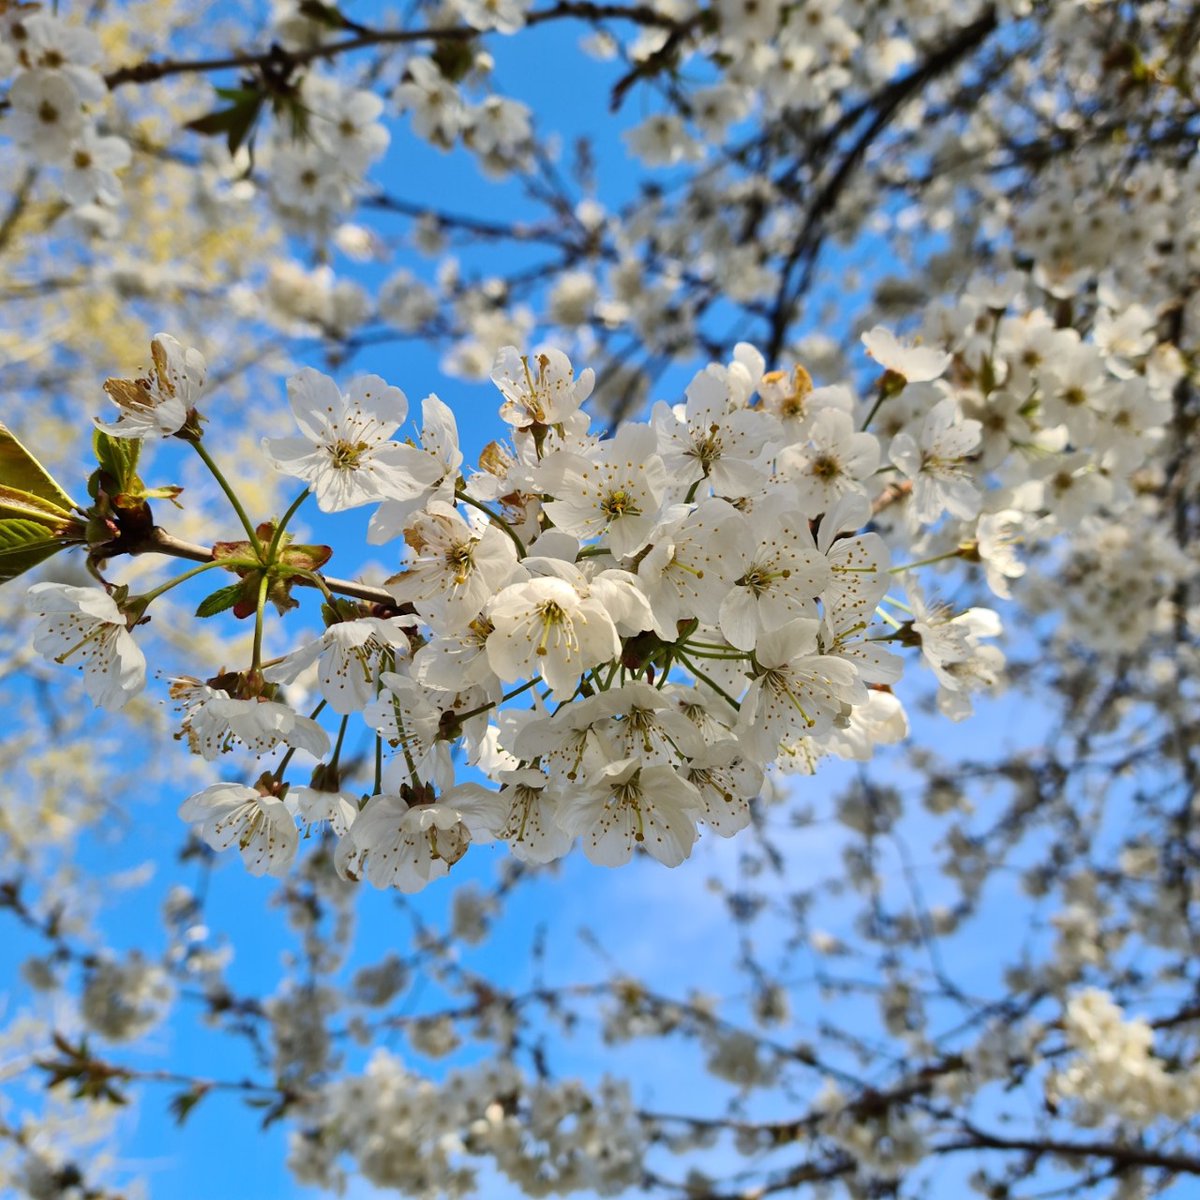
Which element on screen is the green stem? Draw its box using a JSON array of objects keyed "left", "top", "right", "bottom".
[
  {"left": 136, "top": 559, "right": 226, "bottom": 605},
  {"left": 272, "top": 699, "right": 327, "bottom": 781},
  {"left": 860, "top": 389, "right": 889, "bottom": 433},
  {"left": 189, "top": 438, "right": 264, "bottom": 557},
  {"left": 293, "top": 568, "right": 337, "bottom": 605},
  {"left": 251, "top": 573, "right": 269, "bottom": 672},
  {"left": 655, "top": 654, "right": 672, "bottom": 688},
  {"left": 500, "top": 676, "right": 542, "bottom": 707},
  {"left": 329, "top": 713, "right": 349, "bottom": 772},
  {"left": 678, "top": 656, "right": 742, "bottom": 711},
  {"left": 268, "top": 488, "right": 311, "bottom": 560},
  {"left": 456, "top": 490, "right": 527, "bottom": 558},
  {"left": 888, "top": 551, "right": 962, "bottom": 574},
  {"left": 454, "top": 676, "right": 541, "bottom": 725}
]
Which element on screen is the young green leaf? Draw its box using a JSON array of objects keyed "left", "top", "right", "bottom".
[
  {"left": 0, "top": 518, "right": 72, "bottom": 585},
  {"left": 0, "top": 422, "right": 78, "bottom": 516},
  {"left": 92, "top": 427, "right": 142, "bottom": 496},
  {"left": 185, "top": 92, "right": 266, "bottom": 155},
  {"left": 195, "top": 581, "right": 247, "bottom": 618}
]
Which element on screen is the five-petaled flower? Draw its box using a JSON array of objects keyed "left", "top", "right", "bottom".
[
  {"left": 27, "top": 582, "right": 145, "bottom": 710},
  {"left": 262, "top": 368, "right": 442, "bottom": 512}
]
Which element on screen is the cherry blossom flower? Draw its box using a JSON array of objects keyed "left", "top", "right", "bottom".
[
  {"left": 336, "top": 785, "right": 506, "bottom": 892},
  {"left": 99, "top": 333, "right": 206, "bottom": 439},
  {"left": 262, "top": 617, "right": 414, "bottom": 715},
  {"left": 889, "top": 397, "right": 983, "bottom": 523},
  {"left": 170, "top": 679, "right": 330, "bottom": 761},
  {"left": 777, "top": 408, "right": 881, "bottom": 516},
  {"left": 386, "top": 502, "right": 518, "bottom": 632},
  {"left": 717, "top": 504, "right": 832, "bottom": 650},
  {"left": 20, "top": 13, "right": 105, "bottom": 101},
  {"left": 61, "top": 130, "right": 131, "bottom": 206},
  {"left": 736, "top": 619, "right": 866, "bottom": 759},
  {"left": 758, "top": 368, "right": 855, "bottom": 435},
  {"left": 906, "top": 582, "right": 1003, "bottom": 720},
  {"left": 637, "top": 501, "right": 746, "bottom": 637},
  {"left": 975, "top": 510, "right": 1028, "bottom": 599},
  {"left": 497, "top": 768, "right": 573, "bottom": 863},
  {"left": 6, "top": 70, "right": 85, "bottom": 162},
  {"left": 587, "top": 680, "right": 705, "bottom": 768},
  {"left": 682, "top": 740, "right": 763, "bottom": 837},
  {"left": 543, "top": 424, "right": 669, "bottom": 560},
  {"left": 652, "top": 366, "right": 778, "bottom": 496},
  {"left": 305, "top": 80, "right": 390, "bottom": 173},
  {"left": 486, "top": 577, "right": 620, "bottom": 699},
  {"left": 367, "top": 394, "right": 463, "bottom": 543},
  {"left": 289, "top": 784, "right": 359, "bottom": 837},
  {"left": 624, "top": 113, "right": 702, "bottom": 167},
  {"left": 556, "top": 759, "right": 704, "bottom": 868},
  {"left": 491, "top": 346, "right": 594, "bottom": 431},
  {"left": 452, "top": 0, "right": 532, "bottom": 35},
  {"left": 27, "top": 582, "right": 145, "bottom": 710},
  {"left": 362, "top": 673, "right": 457, "bottom": 791},
  {"left": 862, "top": 325, "right": 952, "bottom": 383},
  {"left": 178, "top": 782, "right": 299, "bottom": 877},
  {"left": 395, "top": 58, "right": 467, "bottom": 147},
  {"left": 262, "top": 368, "right": 443, "bottom": 512},
  {"left": 816, "top": 495, "right": 891, "bottom": 620}
]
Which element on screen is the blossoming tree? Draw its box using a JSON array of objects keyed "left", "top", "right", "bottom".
[{"left": 1, "top": 0, "right": 1198, "bottom": 1197}]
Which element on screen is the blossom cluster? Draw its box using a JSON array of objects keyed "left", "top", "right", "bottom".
[
  {"left": 1, "top": 7, "right": 131, "bottom": 216},
  {"left": 174, "top": 337, "right": 928, "bottom": 886},
  {"left": 24, "top": 282, "right": 1183, "bottom": 891},
  {"left": 1048, "top": 989, "right": 1200, "bottom": 1128},
  {"left": 289, "top": 1052, "right": 645, "bottom": 1197}
]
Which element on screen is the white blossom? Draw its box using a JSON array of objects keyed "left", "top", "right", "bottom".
[
  {"left": 27, "top": 583, "right": 145, "bottom": 710},
  {"left": 262, "top": 369, "right": 442, "bottom": 511},
  {"left": 179, "top": 782, "right": 299, "bottom": 876},
  {"left": 99, "top": 333, "right": 206, "bottom": 439}
]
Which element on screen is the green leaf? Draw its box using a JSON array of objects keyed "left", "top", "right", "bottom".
[
  {"left": 185, "top": 93, "right": 266, "bottom": 155},
  {"left": 92, "top": 427, "right": 141, "bottom": 495},
  {"left": 0, "top": 483, "right": 76, "bottom": 526},
  {"left": 0, "top": 518, "right": 72, "bottom": 584},
  {"left": 297, "top": 0, "right": 355, "bottom": 28},
  {"left": 214, "top": 85, "right": 262, "bottom": 103},
  {"left": 139, "top": 483, "right": 185, "bottom": 506},
  {"left": 169, "top": 1085, "right": 210, "bottom": 1126},
  {"left": 195, "top": 582, "right": 246, "bottom": 618},
  {"left": 0, "top": 422, "right": 77, "bottom": 515}
]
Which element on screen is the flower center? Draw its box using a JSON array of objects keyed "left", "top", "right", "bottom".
[
  {"left": 811, "top": 453, "right": 842, "bottom": 480},
  {"left": 738, "top": 564, "right": 791, "bottom": 595},
  {"left": 446, "top": 541, "right": 475, "bottom": 584},
  {"left": 601, "top": 489, "right": 639, "bottom": 520},
  {"left": 330, "top": 439, "right": 371, "bottom": 470},
  {"left": 690, "top": 425, "right": 723, "bottom": 469},
  {"left": 535, "top": 601, "right": 573, "bottom": 656}
]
